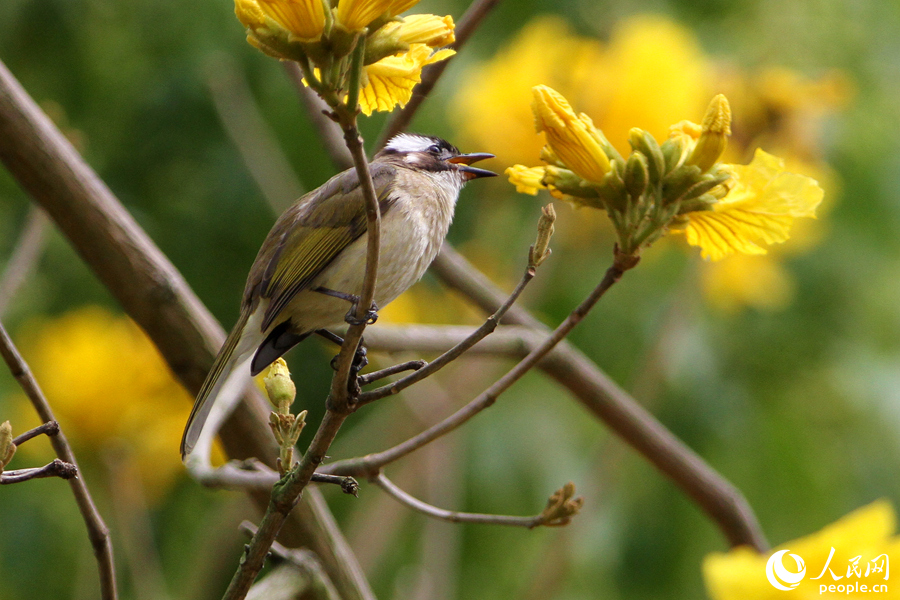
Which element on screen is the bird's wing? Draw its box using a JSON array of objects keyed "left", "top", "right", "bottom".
[{"left": 247, "top": 163, "right": 398, "bottom": 332}]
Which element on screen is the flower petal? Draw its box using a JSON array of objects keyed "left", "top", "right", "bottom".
[{"left": 359, "top": 46, "right": 454, "bottom": 115}]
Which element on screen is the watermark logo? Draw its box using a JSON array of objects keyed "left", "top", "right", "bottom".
[
  {"left": 764, "top": 548, "right": 889, "bottom": 594},
  {"left": 766, "top": 549, "right": 807, "bottom": 590}
]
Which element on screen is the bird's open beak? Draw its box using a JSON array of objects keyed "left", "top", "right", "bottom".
[{"left": 448, "top": 152, "right": 497, "bottom": 180}]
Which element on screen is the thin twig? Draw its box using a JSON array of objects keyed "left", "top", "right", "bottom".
[
  {"left": 0, "top": 205, "right": 47, "bottom": 318},
  {"left": 322, "top": 251, "right": 638, "bottom": 478},
  {"left": 12, "top": 420, "right": 59, "bottom": 446},
  {"left": 189, "top": 457, "right": 358, "bottom": 494},
  {"left": 0, "top": 59, "right": 375, "bottom": 600},
  {"left": 0, "top": 458, "right": 77, "bottom": 484},
  {"left": 429, "top": 245, "right": 769, "bottom": 551},
  {"left": 371, "top": 471, "right": 549, "bottom": 528},
  {"left": 357, "top": 360, "right": 426, "bottom": 386},
  {"left": 358, "top": 264, "right": 534, "bottom": 405},
  {"left": 375, "top": 0, "right": 504, "bottom": 150},
  {"left": 0, "top": 321, "right": 118, "bottom": 599}
]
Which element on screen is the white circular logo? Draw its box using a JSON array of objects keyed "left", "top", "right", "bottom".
[{"left": 766, "top": 550, "right": 807, "bottom": 591}]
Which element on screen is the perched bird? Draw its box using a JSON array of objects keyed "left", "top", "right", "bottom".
[{"left": 181, "top": 134, "right": 495, "bottom": 459}]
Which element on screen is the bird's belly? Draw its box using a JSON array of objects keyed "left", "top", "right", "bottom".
[{"left": 282, "top": 207, "right": 444, "bottom": 333}]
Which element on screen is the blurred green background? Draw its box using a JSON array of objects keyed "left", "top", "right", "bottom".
[{"left": 2, "top": 0, "right": 900, "bottom": 598}]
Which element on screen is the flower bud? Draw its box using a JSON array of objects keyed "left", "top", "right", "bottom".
[
  {"left": 624, "top": 152, "right": 649, "bottom": 198},
  {"left": 264, "top": 358, "right": 296, "bottom": 415},
  {"left": 628, "top": 128, "right": 665, "bottom": 185},
  {"left": 686, "top": 94, "right": 731, "bottom": 173},
  {"left": 532, "top": 85, "right": 610, "bottom": 183},
  {"left": 529, "top": 204, "right": 556, "bottom": 268},
  {"left": 0, "top": 421, "right": 15, "bottom": 471}
]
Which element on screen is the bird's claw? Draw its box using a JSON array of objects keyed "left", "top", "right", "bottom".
[{"left": 344, "top": 302, "right": 378, "bottom": 326}]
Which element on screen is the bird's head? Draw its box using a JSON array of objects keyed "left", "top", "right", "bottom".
[{"left": 375, "top": 134, "right": 496, "bottom": 182}]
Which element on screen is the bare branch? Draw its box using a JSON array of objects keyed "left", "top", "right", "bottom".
[
  {"left": 12, "top": 420, "right": 60, "bottom": 446},
  {"left": 358, "top": 264, "right": 535, "bottom": 405},
  {"left": 371, "top": 472, "right": 581, "bottom": 528},
  {"left": 357, "top": 360, "right": 426, "bottom": 386},
  {"left": 0, "top": 205, "right": 47, "bottom": 318},
  {"left": 0, "top": 59, "right": 375, "bottom": 600},
  {"left": 0, "top": 458, "right": 77, "bottom": 484},
  {"left": 376, "top": 0, "right": 504, "bottom": 149},
  {"left": 323, "top": 251, "right": 636, "bottom": 477},
  {"left": 241, "top": 521, "right": 342, "bottom": 600},
  {"left": 430, "top": 244, "right": 769, "bottom": 551},
  {"left": 0, "top": 321, "right": 118, "bottom": 599}
]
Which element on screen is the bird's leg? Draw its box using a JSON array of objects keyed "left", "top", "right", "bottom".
[
  {"left": 323, "top": 330, "right": 368, "bottom": 375},
  {"left": 312, "top": 286, "right": 379, "bottom": 326}
]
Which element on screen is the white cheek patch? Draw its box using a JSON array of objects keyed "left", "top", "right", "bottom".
[{"left": 385, "top": 133, "right": 433, "bottom": 153}]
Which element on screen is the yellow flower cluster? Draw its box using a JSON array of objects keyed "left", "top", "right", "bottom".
[
  {"left": 507, "top": 86, "right": 823, "bottom": 261},
  {"left": 455, "top": 14, "right": 848, "bottom": 310},
  {"left": 705, "top": 501, "right": 900, "bottom": 599},
  {"left": 8, "top": 307, "right": 194, "bottom": 500},
  {"left": 235, "top": 0, "right": 455, "bottom": 114}
]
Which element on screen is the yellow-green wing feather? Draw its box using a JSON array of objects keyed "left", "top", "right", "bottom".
[{"left": 246, "top": 163, "right": 397, "bottom": 332}]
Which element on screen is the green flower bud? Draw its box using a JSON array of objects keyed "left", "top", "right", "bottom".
[
  {"left": 628, "top": 128, "right": 665, "bottom": 187},
  {"left": 624, "top": 152, "right": 649, "bottom": 198},
  {"left": 264, "top": 358, "right": 296, "bottom": 415},
  {"left": 0, "top": 421, "right": 15, "bottom": 471},
  {"left": 662, "top": 164, "right": 702, "bottom": 205},
  {"left": 529, "top": 204, "right": 556, "bottom": 268}
]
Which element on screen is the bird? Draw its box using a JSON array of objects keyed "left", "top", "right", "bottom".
[{"left": 180, "top": 133, "right": 495, "bottom": 459}]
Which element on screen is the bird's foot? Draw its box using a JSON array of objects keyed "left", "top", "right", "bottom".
[{"left": 344, "top": 301, "right": 378, "bottom": 327}]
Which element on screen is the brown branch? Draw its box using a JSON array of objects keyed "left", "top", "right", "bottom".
[
  {"left": 358, "top": 263, "right": 535, "bottom": 405},
  {"left": 0, "top": 321, "right": 118, "bottom": 599},
  {"left": 376, "top": 0, "right": 504, "bottom": 150},
  {"left": 356, "top": 360, "right": 426, "bottom": 386},
  {"left": 371, "top": 472, "right": 580, "bottom": 528},
  {"left": 0, "top": 458, "right": 78, "bottom": 484},
  {"left": 12, "top": 420, "right": 60, "bottom": 446},
  {"left": 240, "top": 521, "right": 342, "bottom": 600},
  {"left": 323, "top": 251, "right": 636, "bottom": 477},
  {"left": 0, "top": 205, "right": 47, "bottom": 317},
  {"left": 429, "top": 244, "right": 769, "bottom": 551},
  {"left": 0, "top": 59, "right": 375, "bottom": 600}
]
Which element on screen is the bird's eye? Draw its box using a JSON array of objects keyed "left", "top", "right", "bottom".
[{"left": 427, "top": 144, "right": 442, "bottom": 156}]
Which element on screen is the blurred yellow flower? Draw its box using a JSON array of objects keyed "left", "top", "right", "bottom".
[
  {"left": 532, "top": 85, "right": 610, "bottom": 183},
  {"left": 256, "top": 0, "right": 325, "bottom": 40},
  {"left": 704, "top": 500, "right": 900, "bottom": 599},
  {"left": 505, "top": 165, "right": 545, "bottom": 196},
  {"left": 452, "top": 15, "right": 710, "bottom": 166},
  {"left": 359, "top": 45, "right": 454, "bottom": 115},
  {"left": 677, "top": 149, "right": 823, "bottom": 260},
  {"left": 9, "top": 307, "right": 193, "bottom": 500}
]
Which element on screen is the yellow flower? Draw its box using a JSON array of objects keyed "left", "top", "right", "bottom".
[
  {"left": 505, "top": 165, "right": 545, "bottom": 196},
  {"left": 336, "top": 0, "right": 419, "bottom": 31},
  {"left": 687, "top": 94, "right": 732, "bottom": 172},
  {"left": 255, "top": 0, "right": 325, "bottom": 40},
  {"left": 359, "top": 45, "right": 454, "bottom": 115},
  {"left": 701, "top": 253, "right": 795, "bottom": 312},
  {"left": 390, "top": 13, "right": 455, "bottom": 47},
  {"left": 7, "top": 307, "right": 194, "bottom": 500},
  {"left": 704, "top": 500, "right": 900, "bottom": 599},
  {"left": 677, "top": 149, "right": 823, "bottom": 260},
  {"left": 531, "top": 85, "right": 610, "bottom": 183}
]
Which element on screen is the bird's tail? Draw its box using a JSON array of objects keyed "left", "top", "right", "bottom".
[{"left": 180, "top": 309, "right": 258, "bottom": 460}]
